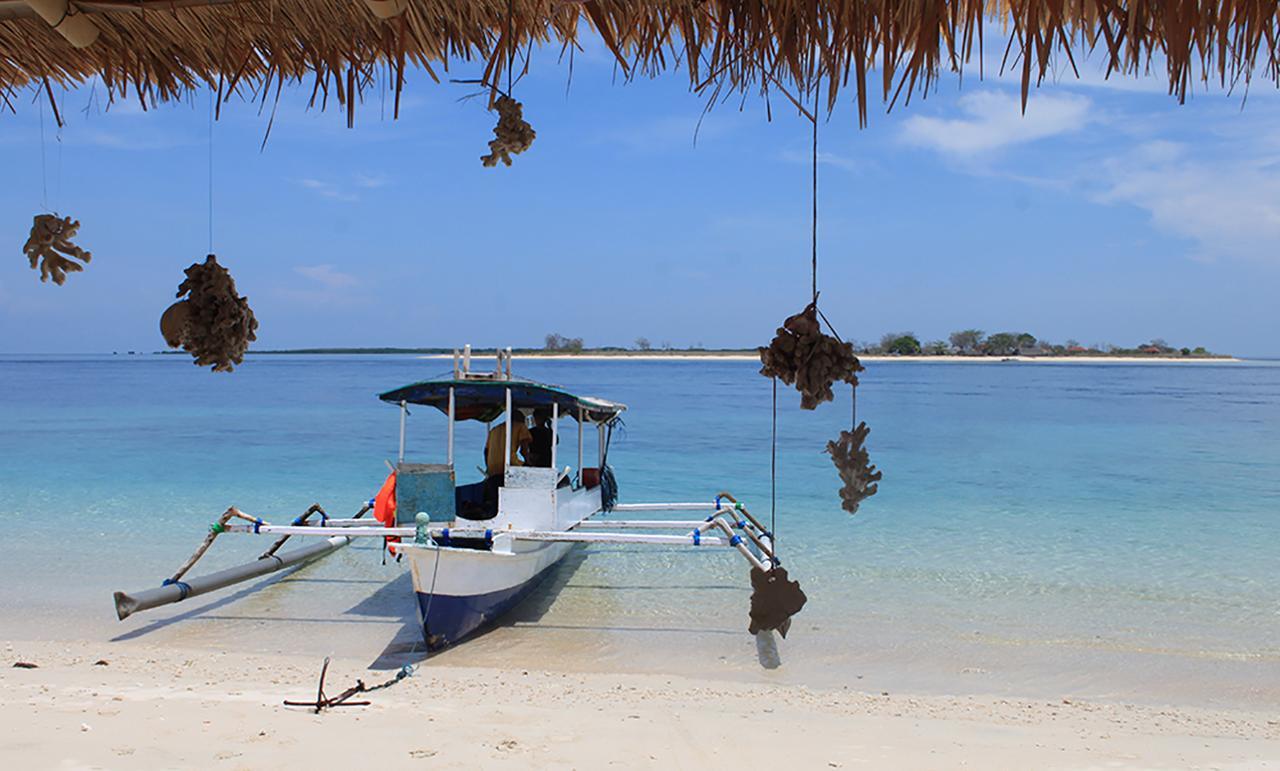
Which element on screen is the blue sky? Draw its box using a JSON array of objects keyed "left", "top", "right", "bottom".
[{"left": 2, "top": 37, "right": 1278, "bottom": 356}]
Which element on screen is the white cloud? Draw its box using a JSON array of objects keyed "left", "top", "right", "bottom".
[
  {"left": 297, "top": 173, "right": 390, "bottom": 200},
  {"left": 1092, "top": 141, "right": 1280, "bottom": 261},
  {"left": 294, "top": 264, "right": 359, "bottom": 289},
  {"left": 297, "top": 178, "right": 360, "bottom": 201},
  {"left": 901, "top": 90, "right": 1091, "bottom": 155}
]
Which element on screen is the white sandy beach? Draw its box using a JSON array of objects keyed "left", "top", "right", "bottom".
[{"left": 4, "top": 638, "right": 1278, "bottom": 769}]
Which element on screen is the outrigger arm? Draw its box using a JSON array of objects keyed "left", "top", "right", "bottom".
[{"left": 113, "top": 494, "right": 806, "bottom": 638}]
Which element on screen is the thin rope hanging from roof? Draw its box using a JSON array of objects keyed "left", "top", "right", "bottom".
[
  {"left": 479, "top": 0, "right": 536, "bottom": 167},
  {"left": 757, "top": 69, "right": 879, "bottom": 516}
]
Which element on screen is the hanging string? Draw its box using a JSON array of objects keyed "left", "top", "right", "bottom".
[
  {"left": 55, "top": 119, "right": 63, "bottom": 214},
  {"left": 811, "top": 79, "right": 818, "bottom": 305},
  {"left": 207, "top": 88, "right": 214, "bottom": 254},
  {"left": 770, "top": 376, "right": 778, "bottom": 563},
  {"left": 506, "top": 0, "right": 514, "bottom": 95},
  {"left": 38, "top": 98, "right": 48, "bottom": 211}
]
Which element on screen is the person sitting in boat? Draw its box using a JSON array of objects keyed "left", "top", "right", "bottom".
[
  {"left": 527, "top": 407, "right": 555, "bottom": 468},
  {"left": 482, "top": 410, "right": 533, "bottom": 511}
]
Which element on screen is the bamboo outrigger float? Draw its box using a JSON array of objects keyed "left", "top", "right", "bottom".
[{"left": 114, "top": 346, "right": 806, "bottom": 650}]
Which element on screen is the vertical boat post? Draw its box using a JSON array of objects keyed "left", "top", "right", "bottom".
[
  {"left": 447, "top": 387, "right": 455, "bottom": 466},
  {"left": 577, "top": 407, "right": 584, "bottom": 476},
  {"left": 504, "top": 387, "right": 513, "bottom": 475},
  {"left": 598, "top": 421, "right": 605, "bottom": 467},
  {"left": 398, "top": 400, "right": 407, "bottom": 463},
  {"left": 551, "top": 402, "right": 559, "bottom": 470},
  {"left": 452, "top": 348, "right": 460, "bottom": 379},
  {"left": 463, "top": 344, "right": 472, "bottom": 373},
  {"left": 505, "top": 347, "right": 513, "bottom": 378}
]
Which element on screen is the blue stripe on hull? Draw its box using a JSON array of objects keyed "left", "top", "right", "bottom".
[{"left": 416, "top": 560, "right": 560, "bottom": 651}]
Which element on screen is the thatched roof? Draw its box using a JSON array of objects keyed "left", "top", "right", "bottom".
[{"left": 1, "top": 0, "right": 1277, "bottom": 124}]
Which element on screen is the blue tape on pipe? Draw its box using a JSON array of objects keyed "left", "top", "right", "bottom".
[
  {"left": 714, "top": 495, "right": 723, "bottom": 509},
  {"left": 441, "top": 528, "right": 451, "bottom": 546},
  {"left": 162, "top": 579, "right": 193, "bottom": 600},
  {"left": 691, "top": 529, "right": 701, "bottom": 546},
  {"left": 253, "top": 518, "right": 263, "bottom": 533},
  {"left": 730, "top": 535, "right": 743, "bottom": 547}
]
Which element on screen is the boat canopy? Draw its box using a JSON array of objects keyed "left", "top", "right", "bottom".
[{"left": 379, "top": 377, "right": 626, "bottom": 424}]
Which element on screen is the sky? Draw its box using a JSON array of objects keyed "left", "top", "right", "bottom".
[{"left": 2, "top": 35, "right": 1279, "bottom": 356}]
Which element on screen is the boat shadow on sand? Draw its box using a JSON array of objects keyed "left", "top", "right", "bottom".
[{"left": 423, "top": 547, "right": 786, "bottom": 670}]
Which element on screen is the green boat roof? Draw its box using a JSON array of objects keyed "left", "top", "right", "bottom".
[{"left": 379, "top": 377, "right": 626, "bottom": 423}]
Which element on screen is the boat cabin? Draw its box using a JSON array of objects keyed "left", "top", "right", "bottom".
[{"left": 377, "top": 347, "right": 626, "bottom": 534}]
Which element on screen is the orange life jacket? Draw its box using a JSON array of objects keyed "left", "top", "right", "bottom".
[{"left": 374, "top": 471, "right": 399, "bottom": 548}]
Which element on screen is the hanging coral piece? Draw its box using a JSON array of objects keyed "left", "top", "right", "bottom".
[
  {"left": 481, "top": 95, "right": 536, "bottom": 167},
  {"left": 826, "top": 422, "right": 881, "bottom": 514},
  {"left": 160, "top": 255, "right": 258, "bottom": 372},
  {"left": 758, "top": 299, "right": 863, "bottom": 409},
  {"left": 747, "top": 566, "right": 807, "bottom": 638},
  {"left": 23, "top": 214, "right": 92, "bottom": 285}
]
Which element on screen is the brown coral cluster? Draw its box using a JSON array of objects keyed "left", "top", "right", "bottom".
[
  {"left": 826, "top": 422, "right": 881, "bottom": 515},
  {"left": 481, "top": 95, "right": 535, "bottom": 167},
  {"left": 758, "top": 300, "right": 863, "bottom": 409},
  {"left": 160, "top": 254, "right": 258, "bottom": 372},
  {"left": 747, "top": 565, "right": 807, "bottom": 637},
  {"left": 23, "top": 214, "right": 92, "bottom": 285}
]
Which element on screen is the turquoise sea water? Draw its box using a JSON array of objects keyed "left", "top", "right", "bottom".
[{"left": 1, "top": 355, "right": 1277, "bottom": 707}]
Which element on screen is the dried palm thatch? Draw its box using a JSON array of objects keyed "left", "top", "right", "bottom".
[{"left": 0, "top": 1, "right": 1277, "bottom": 125}]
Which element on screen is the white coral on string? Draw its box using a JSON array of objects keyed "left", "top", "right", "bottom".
[
  {"left": 160, "top": 255, "right": 258, "bottom": 373},
  {"left": 24, "top": 213, "right": 92, "bottom": 285},
  {"left": 481, "top": 95, "right": 536, "bottom": 167}
]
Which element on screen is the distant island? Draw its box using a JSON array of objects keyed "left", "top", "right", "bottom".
[{"left": 200, "top": 330, "right": 1230, "bottom": 360}]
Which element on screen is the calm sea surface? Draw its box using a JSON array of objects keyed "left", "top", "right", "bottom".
[{"left": 1, "top": 355, "right": 1277, "bottom": 707}]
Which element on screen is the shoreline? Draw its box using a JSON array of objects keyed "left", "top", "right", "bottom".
[
  {"left": 3, "top": 638, "right": 1277, "bottom": 768},
  {"left": 418, "top": 352, "right": 1244, "bottom": 363}
]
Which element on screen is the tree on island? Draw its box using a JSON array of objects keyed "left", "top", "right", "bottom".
[
  {"left": 949, "top": 329, "right": 984, "bottom": 355},
  {"left": 634, "top": 337, "right": 652, "bottom": 351},
  {"left": 881, "top": 332, "right": 922, "bottom": 355},
  {"left": 545, "top": 333, "right": 584, "bottom": 353},
  {"left": 982, "top": 332, "right": 1020, "bottom": 356},
  {"left": 923, "top": 340, "right": 951, "bottom": 355}
]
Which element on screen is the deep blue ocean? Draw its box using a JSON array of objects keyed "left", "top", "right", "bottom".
[{"left": 1, "top": 354, "right": 1277, "bottom": 706}]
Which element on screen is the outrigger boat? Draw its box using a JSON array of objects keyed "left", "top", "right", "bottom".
[{"left": 114, "top": 347, "right": 806, "bottom": 650}]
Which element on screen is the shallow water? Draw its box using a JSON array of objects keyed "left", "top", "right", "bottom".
[{"left": 1, "top": 354, "right": 1277, "bottom": 707}]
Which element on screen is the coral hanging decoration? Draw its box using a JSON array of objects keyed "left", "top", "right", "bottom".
[
  {"left": 481, "top": 95, "right": 536, "bottom": 167},
  {"left": 160, "top": 255, "right": 258, "bottom": 373},
  {"left": 747, "top": 566, "right": 807, "bottom": 638},
  {"left": 758, "top": 299, "right": 863, "bottom": 410},
  {"left": 826, "top": 422, "right": 881, "bottom": 515},
  {"left": 24, "top": 214, "right": 92, "bottom": 285}
]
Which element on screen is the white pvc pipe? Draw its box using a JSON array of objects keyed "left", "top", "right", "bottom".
[
  {"left": 398, "top": 400, "right": 407, "bottom": 463},
  {"left": 447, "top": 387, "right": 455, "bottom": 466},
  {"left": 610, "top": 503, "right": 727, "bottom": 512},
  {"left": 550, "top": 402, "right": 558, "bottom": 469},
  {"left": 504, "top": 388, "right": 513, "bottom": 475},
  {"left": 516, "top": 531, "right": 730, "bottom": 546},
  {"left": 597, "top": 423, "right": 605, "bottom": 467},
  {"left": 575, "top": 520, "right": 715, "bottom": 529},
  {"left": 225, "top": 524, "right": 415, "bottom": 537},
  {"left": 577, "top": 407, "right": 584, "bottom": 474},
  {"left": 24, "top": 0, "right": 99, "bottom": 48}
]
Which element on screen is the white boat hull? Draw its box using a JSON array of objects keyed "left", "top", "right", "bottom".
[{"left": 400, "top": 537, "right": 572, "bottom": 650}]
